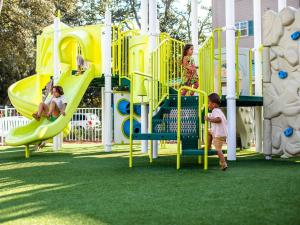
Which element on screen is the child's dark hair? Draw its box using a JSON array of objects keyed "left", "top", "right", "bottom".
[
  {"left": 182, "top": 43, "right": 193, "bottom": 62},
  {"left": 208, "top": 93, "right": 221, "bottom": 106},
  {"left": 53, "top": 86, "right": 64, "bottom": 95}
]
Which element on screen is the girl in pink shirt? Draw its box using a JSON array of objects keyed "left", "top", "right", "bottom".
[{"left": 205, "top": 93, "right": 228, "bottom": 171}]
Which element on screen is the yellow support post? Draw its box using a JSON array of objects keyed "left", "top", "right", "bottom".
[
  {"left": 130, "top": 72, "right": 154, "bottom": 165},
  {"left": 249, "top": 48, "right": 253, "bottom": 96},
  {"left": 217, "top": 29, "right": 222, "bottom": 96},
  {"left": 204, "top": 95, "right": 208, "bottom": 170},
  {"left": 25, "top": 145, "right": 30, "bottom": 159},
  {"left": 129, "top": 77, "right": 133, "bottom": 168},
  {"left": 235, "top": 31, "right": 241, "bottom": 98},
  {"left": 176, "top": 91, "right": 181, "bottom": 170}
]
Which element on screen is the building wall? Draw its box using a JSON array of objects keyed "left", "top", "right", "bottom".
[{"left": 212, "top": 0, "right": 300, "bottom": 48}]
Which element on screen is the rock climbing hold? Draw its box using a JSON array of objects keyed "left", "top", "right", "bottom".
[
  {"left": 278, "top": 70, "right": 288, "bottom": 79},
  {"left": 284, "top": 127, "right": 293, "bottom": 137},
  {"left": 291, "top": 31, "right": 300, "bottom": 40}
]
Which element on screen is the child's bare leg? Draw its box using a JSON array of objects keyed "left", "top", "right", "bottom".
[
  {"left": 214, "top": 137, "right": 228, "bottom": 170},
  {"left": 208, "top": 132, "right": 212, "bottom": 149},
  {"left": 38, "top": 103, "right": 49, "bottom": 116},
  {"left": 33, "top": 103, "right": 49, "bottom": 120},
  {"left": 47, "top": 101, "right": 56, "bottom": 117},
  {"left": 47, "top": 101, "right": 60, "bottom": 118}
]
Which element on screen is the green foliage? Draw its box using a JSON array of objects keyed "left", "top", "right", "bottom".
[
  {"left": 0, "top": 0, "right": 77, "bottom": 105},
  {"left": 0, "top": 0, "right": 211, "bottom": 106}
]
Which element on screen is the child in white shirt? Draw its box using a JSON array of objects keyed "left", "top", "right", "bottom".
[
  {"left": 47, "top": 86, "right": 67, "bottom": 122},
  {"left": 32, "top": 85, "right": 67, "bottom": 122},
  {"left": 205, "top": 93, "right": 228, "bottom": 171}
]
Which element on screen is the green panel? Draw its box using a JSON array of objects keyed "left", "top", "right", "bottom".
[
  {"left": 132, "top": 133, "right": 177, "bottom": 140},
  {"left": 248, "top": 20, "right": 254, "bottom": 36},
  {"left": 221, "top": 95, "right": 263, "bottom": 107},
  {"left": 181, "top": 149, "right": 224, "bottom": 156}
]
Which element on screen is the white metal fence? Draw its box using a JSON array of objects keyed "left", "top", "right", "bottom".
[{"left": 0, "top": 107, "right": 102, "bottom": 145}]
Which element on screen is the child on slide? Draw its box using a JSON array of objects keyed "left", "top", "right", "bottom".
[
  {"left": 32, "top": 86, "right": 67, "bottom": 121},
  {"left": 32, "top": 76, "right": 54, "bottom": 121},
  {"left": 204, "top": 93, "right": 228, "bottom": 171},
  {"left": 181, "top": 43, "right": 199, "bottom": 96}
]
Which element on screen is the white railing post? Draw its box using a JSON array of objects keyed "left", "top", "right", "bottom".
[
  {"left": 149, "top": 0, "right": 159, "bottom": 158},
  {"left": 226, "top": 0, "right": 236, "bottom": 161},
  {"left": 278, "top": 0, "right": 287, "bottom": 12},
  {"left": 191, "top": 0, "right": 199, "bottom": 64},
  {"left": 103, "top": 8, "right": 112, "bottom": 152},
  {"left": 141, "top": 0, "right": 149, "bottom": 154},
  {"left": 4, "top": 105, "right": 8, "bottom": 117},
  {"left": 53, "top": 12, "right": 63, "bottom": 151},
  {"left": 254, "top": 0, "right": 263, "bottom": 153}
]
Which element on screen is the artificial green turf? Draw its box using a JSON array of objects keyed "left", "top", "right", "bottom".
[{"left": 0, "top": 144, "right": 300, "bottom": 225}]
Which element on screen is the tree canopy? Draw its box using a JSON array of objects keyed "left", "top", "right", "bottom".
[{"left": 0, "top": 0, "right": 211, "bottom": 106}]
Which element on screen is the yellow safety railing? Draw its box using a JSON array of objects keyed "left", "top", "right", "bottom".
[
  {"left": 151, "top": 37, "right": 184, "bottom": 109},
  {"left": 198, "top": 28, "right": 242, "bottom": 98},
  {"left": 111, "top": 21, "right": 140, "bottom": 82},
  {"left": 249, "top": 48, "right": 253, "bottom": 96},
  {"left": 176, "top": 86, "right": 208, "bottom": 170},
  {"left": 236, "top": 30, "right": 241, "bottom": 98},
  {"left": 129, "top": 71, "right": 154, "bottom": 167}
]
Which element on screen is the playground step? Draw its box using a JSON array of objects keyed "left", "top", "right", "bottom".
[
  {"left": 221, "top": 95, "right": 263, "bottom": 107},
  {"left": 132, "top": 133, "right": 199, "bottom": 141},
  {"left": 132, "top": 133, "right": 177, "bottom": 140},
  {"left": 181, "top": 149, "right": 220, "bottom": 156}
]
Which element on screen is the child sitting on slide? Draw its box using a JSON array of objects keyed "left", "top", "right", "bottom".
[
  {"left": 181, "top": 43, "right": 199, "bottom": 96},
  {"left": 33, "top": 86, "right": 67, "bottom": 122},
  {"left": 32, "top": 77, "right": 54, "bottom": 120},
  {"left": 204, "top": 93, "right": 228, "bottom": 171}
]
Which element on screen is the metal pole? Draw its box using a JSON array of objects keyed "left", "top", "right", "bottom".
[
  {"left": 101, "top": 87, "right": 105, "bottom": 145},
  {"left": 103, "top": 8, "right": 112, "bottom": 152},
  {"left": 226, "top": 0, "right": 236, "bottom": 160},
  {"left": 254, "top": 0, "right": 263, "bottom": 153},
  {"left": 53, "top": 13, "right": 63, "bottom": 150},
  {"left": 278, "top": 0, "right": 287, "bottom": 11},
  {"left": 141, "top": 0, "right": 149, "bottom": 35},
  {"left": 149, "top": 0, "right": 158, "bottom": 158},
  {"left": 191, "top": 0, "right": 199, "bottom": 64},
  {"left": 141, "top": 0, "right": 149, "bottom": 153}
]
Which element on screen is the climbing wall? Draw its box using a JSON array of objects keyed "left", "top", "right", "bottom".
[{"left": 263, "top": 7, "right": 300, "bottom": 158}]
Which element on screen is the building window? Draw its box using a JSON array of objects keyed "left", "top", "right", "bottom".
[{"left": 235, "top": 21, "right": 249, "bottom": 37}]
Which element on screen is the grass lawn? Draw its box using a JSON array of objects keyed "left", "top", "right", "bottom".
[{"left": 0, "top": 143, "right": 300, "bottom": 225}]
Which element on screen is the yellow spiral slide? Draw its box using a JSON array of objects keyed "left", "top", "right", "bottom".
[{"left": 5, "top": 24, "right": 103, "bottom": 146}]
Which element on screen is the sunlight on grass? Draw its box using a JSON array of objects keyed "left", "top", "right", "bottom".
[
  {"left": 0, "top": 144, "right": 299, "bottom": 225},
  {"left": 0, "top": 182, "right": 78, "bottom": 203},
  {"left": 0, "top": 162, "right": 68, "bottom": 171}
]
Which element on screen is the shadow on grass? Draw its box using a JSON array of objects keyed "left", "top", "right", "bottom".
[{"left": 0, "top": 145, "right": 300, "bottom": 225}]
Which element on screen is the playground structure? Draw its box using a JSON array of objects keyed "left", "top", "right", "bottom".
[
  {"left": 263, "top": 7, "right": 300, "bottom": 158},
  {"left": 5, "top": 0, "right": 299, "bottom": 169}
]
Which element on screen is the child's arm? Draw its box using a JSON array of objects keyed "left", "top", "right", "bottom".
[
  {"left": 204, "top": 116, "right": 222, "bottom": 123},
  {"left": 182, "top": 56, "right": 196, "bottom": 72}
]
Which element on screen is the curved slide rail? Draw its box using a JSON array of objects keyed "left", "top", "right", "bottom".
[
  {"left": 8, "top": 74, "right": 52, "bottom": 119},
  {"left": 5, "top": 66, "right": 95, "bottom": 146}
]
